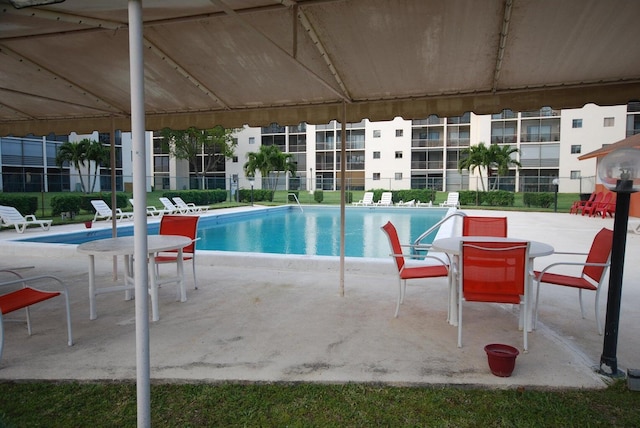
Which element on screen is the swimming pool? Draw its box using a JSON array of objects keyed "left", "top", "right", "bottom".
[{"left": 18, "top": 206, "right": 449, "bottom": 259}]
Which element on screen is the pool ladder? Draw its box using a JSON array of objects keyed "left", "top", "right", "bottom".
[
  {"left": 411, "top": 211, "right": 466, "bottom": 257},
  {"left": 288, "top": 193, "right": 303, "bottom": 212}
]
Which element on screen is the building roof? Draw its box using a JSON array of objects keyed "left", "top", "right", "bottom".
[
  {"left": 579, "top": 133, "right": 640, "bottom": 160},
  {"left": 1, "top": 0, "right": 640, "bottom": 135}
]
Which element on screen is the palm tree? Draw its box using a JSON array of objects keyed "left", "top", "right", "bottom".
[
  {"left": 86, "top": 140, "right": 110, "bottom": 193},
  {"left": 55, "top": 139, "right": 89, "bottom": 192},
  {"left": 488, "top": 144, "right": 521, "bottom": 190},
  {"left": 458, "top": 142, "right": 490, "bottom": 191},
  {"left": 244, "top": 145, "right": 297, "bottom": 191}
]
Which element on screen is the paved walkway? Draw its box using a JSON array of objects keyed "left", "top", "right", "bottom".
[{"left": 1, "top": 207, "right": 639, "bottom": 388}]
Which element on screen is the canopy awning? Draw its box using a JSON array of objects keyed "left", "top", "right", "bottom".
[{"left": 2, "top": 0, "right": 640, "bottom": 136}]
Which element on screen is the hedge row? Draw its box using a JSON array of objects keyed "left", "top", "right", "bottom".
[
  {"left": 237, "top": 189, "right": 274, "bottom": 203},
  {"left": 457, "top": 190, "right": 515, "bottom": 207},
  {"left": 0, "top": 194, "right": 38, "bottom": 215}
]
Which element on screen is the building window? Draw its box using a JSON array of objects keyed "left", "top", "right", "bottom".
[
  {"left": 570, "top": 170, "right": 581, "bottom": 179},
  {"left": 395, "top": 151, "right": 403, "bottom": 159},
  {"left": 373, "top": 151, "right": 380, "bottom": 159},
  {"left": 373, "top": 130, "right": 381, "bottom": 138},
  {"left": 232, "top": 156, "right": 238, "bottom": 163},
  {"left": 395, "top": 129, "right": 403, "bottom": 137},
  {"left": 570, "top": 145, "right": 581, "bottom": 154},
  {"left": 249, "top": 137, "right": 255, "bottom": 144},
  {"left": 604, "top": 117, "right": 615, "bottom": 127},
  {"left": 572, "top": 119, "right": 582, "bottom": 128},
  {"left": 373, "top": 173, "right": 380, "bottom": 180},
  {"left": 395, "top": 172, "right": 403, "bottom": 180}
]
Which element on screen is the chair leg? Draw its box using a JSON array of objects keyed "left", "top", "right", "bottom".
[
  {"left": 457, "top": 297, "right": 463, "bottom": 348},
  {"left": 523, "top": 298, "right": 528, "bottom": 352},
  {"left": 0, "top": 314, "right": 4, "bottom": 361},
  {"left": 192, "top": 260, "right": 197, "bottom": 290},
  {"left": 394, "top": 279, "right": 402, "bottom": 318},
  {"left": 25, "top": 306, "right": 32, "bottom": 336},
  {"left": 534, "top": 280, "right": 541, "bottom": 330},
  {"left": 578, "top": 289, "right": 586, "bottom": 319},
  {"left": 63, "top": 290, "right": 73, "bottom": 347},
  {"left": 595, "top": 289, "right": 603, "bottom": 335}
]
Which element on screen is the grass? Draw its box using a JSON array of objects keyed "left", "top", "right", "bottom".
[{"left": 1, "top": 380, "right": 639, "bottom": 426}]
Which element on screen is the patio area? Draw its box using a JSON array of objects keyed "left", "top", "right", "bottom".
[{"left": 1, "top": 208, "right": 639, "bottom": 389}]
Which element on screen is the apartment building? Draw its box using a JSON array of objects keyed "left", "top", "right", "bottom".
[{"left": 2, "top": 103, "right": 639, "bottom": 195}]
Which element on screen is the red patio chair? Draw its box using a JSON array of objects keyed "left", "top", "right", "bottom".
[
  {"left": 579, "top": 192, "right": 603, "bottom": 216},
  {"left": 595, "top": 193, "right": 616, "bottom": 218},
  {"left": 458, "top": 240, "right": 530, "bottom": 350},
  {"left": 462, "top": 216, "right": 508, "bottom": 237},
  {"left": 155, "top": 215, "right": 200, "bottom": 289},
  {"left": 584, "top": 192, "right": 612, "bottom": 217},
  {"left": 570, "top": 192, "right": 595, "bottom": 214},
  {"left": 0, "top": 270, "right": 73, "bottom": 362},
  {"left": 533, "top": 228, "right": 613, "bottom": 334},
  {"left": 381, "top": 221, "right": 449, "bottom": 318}
]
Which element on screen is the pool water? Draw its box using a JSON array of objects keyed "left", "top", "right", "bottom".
[{"left": 18, "top": 206, "right": 448, "bottom": 259}]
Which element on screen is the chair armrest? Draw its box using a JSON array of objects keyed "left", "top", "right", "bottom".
[
  {"left": 550, "top": 251, "right": 589, "bottom": 257},
  {"left": 535, "top": 261, "right": 610, "bottom": 277},
  {"left": 0, "top": 269, "right": 25, "bottom": 285},
  {"left": 0, "top": 274, "right": 69, "bottom": 292},
  {"left": 24, "top": 214, "right": 36, "bottom": 221}
]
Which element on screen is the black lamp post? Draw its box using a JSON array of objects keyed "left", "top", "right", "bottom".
[
  {"left": 248, "top": 177, "right": 255, "bottom": 207},
  {"left": 597, "top": 148, "right": 640, "bottom": 376}
]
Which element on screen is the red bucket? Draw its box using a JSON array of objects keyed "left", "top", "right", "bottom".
[{"left": 484, "top": 344, "right": 519, "bottom": 377}]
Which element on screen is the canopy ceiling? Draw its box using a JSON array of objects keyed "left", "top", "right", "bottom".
[{"left": 2, "top": 0, "right": 640, "bottom": 136}]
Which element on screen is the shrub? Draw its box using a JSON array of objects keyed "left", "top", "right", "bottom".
[
  {"left": 314, "top": 190, "right": 324, "bottom": 203},
  {"left": 523, "top": 192, "right": 554, "bottom": 208},
  {"left": 0, "top": 194, "right": 38, "bottom": 215},
  {"left": 344, "top": 191, "right": 353, "bottom": 204},
  {"left": 483, "top": 190, "right": 515, "bottom": 206},
  {"left": 51, "top": 194, "right": 83, "bottom": 216}
]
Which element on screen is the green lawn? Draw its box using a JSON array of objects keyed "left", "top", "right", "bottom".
[{"left": 1, "top": 380, "right": 639, "bottom": 426}]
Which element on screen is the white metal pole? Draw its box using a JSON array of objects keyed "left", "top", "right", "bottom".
[{"left": 128, "top": 1, "right": 151, "bottom": 426}]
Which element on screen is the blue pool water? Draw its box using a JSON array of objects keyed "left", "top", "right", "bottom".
[{"left": 18, "top": 206, "right": 448, "bottom": 259}]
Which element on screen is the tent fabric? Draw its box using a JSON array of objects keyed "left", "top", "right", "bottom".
[{"left": 2, "top": 0, "right": 640, "bottom": 136}]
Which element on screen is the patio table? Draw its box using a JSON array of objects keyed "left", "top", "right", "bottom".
[
  {"left": 431, "top": 236, "right": 554, "bottom": 329},
  {"left": 77, "top": 235, "right": 191, "bottom": 321}
]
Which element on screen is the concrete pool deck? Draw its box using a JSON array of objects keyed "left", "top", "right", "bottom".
[{"left": 1, "top": 206, "right": 639, "bottom": 389}]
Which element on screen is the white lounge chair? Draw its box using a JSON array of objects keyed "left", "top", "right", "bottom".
[
  {"left": 90, "top": 200, "right": 133, "bottom": 222},
  {"left": 159, "top": 197, "right": 183, "bottom": 214},
  {"left": 439, "top": 192, "right": 460, "bottom": 208},
  {"left": 172, "top": 197, "right": 209, "bottom": 213},
  {"left": 376, "top": 192, "right": 393, "bottom": 206},
  {"left": 395, "top": 199, "right": 415, "bottom": 207},
  {"left": 0, "top": 205, "right": 52, "bottom": 233},
  {"left": 129, "top": 198, "right": 171, "bottom": 217},
  {"left": 352, "top": 192, "right": 374, "bottom": 206}
]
